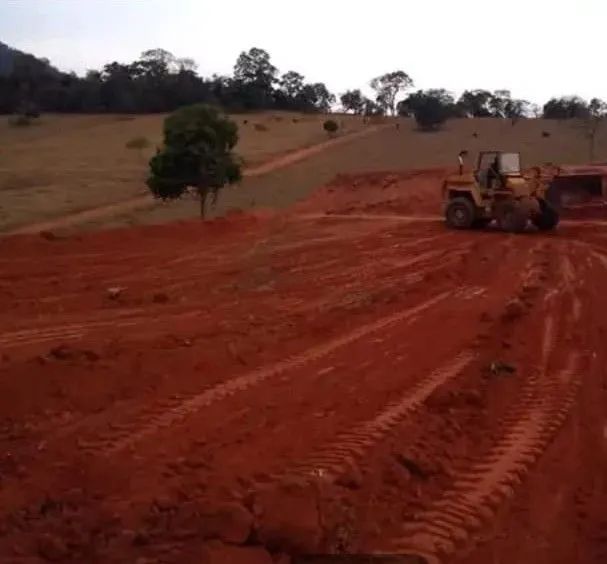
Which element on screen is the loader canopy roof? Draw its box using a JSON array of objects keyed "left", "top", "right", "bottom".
[{"left": 477, "top": 151, "right": 521, "bottom": 175}]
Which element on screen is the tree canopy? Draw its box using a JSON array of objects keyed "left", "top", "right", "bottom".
[
  {"left": 402, "top": 89, "right": 458, "bottom": 130},
  {"left": 147, "top": 104, "right": 241, "bottom": 217},
  {"left": 340, "top": 89, "right": 365, "bottom": 114},
  {"left": 542, "top": 96, "right": 591, "bottom": 119},
  {"left": 370, "top": 71, "right": 414, "bottom": 116}
]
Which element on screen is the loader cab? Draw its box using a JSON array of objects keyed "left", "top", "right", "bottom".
[{"left": 476, "top": 151, "right": 521, "bottom": 190}]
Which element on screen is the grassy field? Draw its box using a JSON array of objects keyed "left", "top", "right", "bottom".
[
  {"left": 0, "top": 112, "right": 366, "bottom": 231},
  {"left": 90, "top": 116, "right": 607, "bottom": 229},
  {"left": 1, "top": 113, "right": 606, "bottom": 231}
]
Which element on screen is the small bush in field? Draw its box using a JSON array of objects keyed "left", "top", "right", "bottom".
[
  {"left": 8, "top": 114, "right": 34, "bottom": 127},
  {"left": 126, "top": 136, "right": 151, "bottom": 160},
  {"left": 323, "top": 119, "right": 339, "bottom": 136},
  {"left": 126, "top": 136, "right": 151, "bottom": 150},
  {"left": 254, "top": 123, "right": 268, "bottom": 132}
]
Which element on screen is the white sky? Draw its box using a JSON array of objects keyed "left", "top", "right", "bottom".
[{"left": 1, "top": 0, "right": 605, "bottom": 105}]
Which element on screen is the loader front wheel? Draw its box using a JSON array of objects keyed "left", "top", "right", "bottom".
[
  {"left": 446, "top": 197, "right": 475, "bottom": 229},
  {"left": 497, "top": 201, "right": 528, "bottom": 233},
  {"left": 532, "top": 199, "right": 559, "bottom": 231}
]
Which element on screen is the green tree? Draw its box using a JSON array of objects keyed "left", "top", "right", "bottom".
[
  {"left": 147, "top": 104, "right": 241, "bottom": 218},
  {"left": 403, "top": 89, "right": 456, "bottom": 130},
  {"left": 488, "top": 89, "right": 529, "bottom": 122},
  {"left": 233, "top": 47, "right": 277, "bottom": 109},
  {"left": 370, "top": 71, "right": 413, "bottom": 115},
  {"left": 457, "top": 90, "right": 494, "bottom": 117},
  {"left": 340, "top": 89, "right": 365, "bottom": 114},
  {"left": 543, "top": 96, "right": 590, "bottom": 119},
  {"left": 297, "top": 82, "right": 335, "bottom": 112},
  {"left": 279, "top": 70, "right": 304, "bottom": 99},
  {"left": 363, "top": 97, "right": 384, "bottom": 116},
  {"left": 589, "top": 97, "right": 607, "bottom": 118}
]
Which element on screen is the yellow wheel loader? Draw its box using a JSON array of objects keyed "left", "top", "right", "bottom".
[{"left": 442, "top": 151, "right": 559, "bottom": 233}]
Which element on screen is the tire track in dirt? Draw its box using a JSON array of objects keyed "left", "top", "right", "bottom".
[
  {"left": 78, "top": 291, "right": 453, "bottom": 456},
  {"left": 380, "top": 270, "right": 583, "bottom": 562},
  {"left": 0, "top": 310, "right": 204, "bottom": 349},
  {"left": 265, "top": 242, "right": 545, "bottom": 488},
  {"left": 0, "top": 239, "right": 467, "bottom": 351},
  {"left": 281, "top": 352, "right": 476, "bottom": 483},
  {"left": 74, "top": 237, "right": 509, "bottom": 463},
  {"left": 385, "top": 354, "right": 582, "bottom": 563}
]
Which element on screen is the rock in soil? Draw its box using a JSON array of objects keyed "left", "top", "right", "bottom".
[
  {"left": 335, "top": 463, "right": 363, "bottom": 490},
  {"left": 253, "top": 480, "right": 322, "bottom": 553},
  {"left": 199, "top": 502, "right": 253, "bottom": 544},
  {"left": 501, "top": 297, "right": 526, "bottom": 321}
]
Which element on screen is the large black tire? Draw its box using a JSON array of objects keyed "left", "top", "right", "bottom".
[
  {"left": 532, "top": 199, "right": 559, "bottom": 231},
  {"left": 445, "top": 197, "right": 476, "bottom": 229},
  {"left": 545, "top": 182, "right": 563, "bottom": 211},
  {"left": 472, "top": 217, "right": 492, "bottom": 229},
  {"left": 496, "top": 201, "right": 527, "bottom": 233}
]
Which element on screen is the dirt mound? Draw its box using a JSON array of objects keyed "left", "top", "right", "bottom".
[{"left": 295, "top": 168, "right": 450, "bottom": 216}]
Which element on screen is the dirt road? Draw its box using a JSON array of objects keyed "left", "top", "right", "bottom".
[{"left": 1, "top": 171, "right": 606, "bottom": 563}]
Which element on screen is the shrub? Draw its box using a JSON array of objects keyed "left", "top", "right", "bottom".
[
  {"left": 323, "top": 119, "right": 339, "bottom": 136},
  {"left": 126, "top": 136, "right": 152, "bottom": 160},
  {"left": 254, "top": 123, "right": 268, "bottom": 132},
  {"left": 126, "top": 136, "right": 151, "bottom": 150},
  {"left": 8, "top": 114, "right": 34, "bottom": 127}
]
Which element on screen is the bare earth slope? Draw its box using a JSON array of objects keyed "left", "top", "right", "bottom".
[{"left": 0, "top": 171, "right": 606, "bottom": 563}]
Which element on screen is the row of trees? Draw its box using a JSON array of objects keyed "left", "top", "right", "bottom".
[
  {"left": 0, "top": 44, "right": 335, "bottom": 114},
  {"left": 341, "top": 85, "right": 607, "bottom": 129},
  {"left": 1, "top": 41, "right": 606, "bottom": 125}
]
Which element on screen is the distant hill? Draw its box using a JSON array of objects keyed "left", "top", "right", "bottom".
[
  {"left": 0, "top": 41, "right": 61, "bottom": 78},
  {"left": 0, "top": 41, "right": 16, "bottom": 76},
  {"left": 0, "top": 41, "right": 69, "bottom": 113}
]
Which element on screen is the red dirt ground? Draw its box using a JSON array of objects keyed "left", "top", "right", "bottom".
[{"left": 1, "top": 170, "right": 607, "bottom": 564}]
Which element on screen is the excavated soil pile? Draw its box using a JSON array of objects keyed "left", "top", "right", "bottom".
[
  {"left": 295, "top": 168, "right": 448, "bottom": 217},
  {"left": 1, "top": 169, "right": 607, "bottom": 563}
]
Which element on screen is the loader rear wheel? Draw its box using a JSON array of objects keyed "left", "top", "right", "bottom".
[
  {"left": 446, "top": 197, "right": 475, "bottom": 229},
  {"left": 497, "top": 201, "right": 527, "bottom": 233},
  {"left": 532, "top": 199, "right": 559, "bottom": 231}
]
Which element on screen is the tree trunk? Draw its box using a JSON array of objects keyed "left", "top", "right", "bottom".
[{"left": 199, "top": 188, "right": 208, "bottom": 219}]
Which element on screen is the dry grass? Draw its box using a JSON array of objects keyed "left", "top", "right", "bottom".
[
  {"left": 1, "top": 114, "right": 606, "bottom": 232},
  {"left": 89, "top": 117, "right": 607, "bottom": 229},
  {"left": 0, "top": 112, "right": 366, "bottom": 231}
]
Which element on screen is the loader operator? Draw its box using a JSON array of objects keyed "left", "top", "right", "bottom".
[{"left": 487, "top": 156, "right": 501, "bottom": 189}]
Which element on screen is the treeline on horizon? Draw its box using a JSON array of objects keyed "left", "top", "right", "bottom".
[{"left": 0, "top": 42, "right": 605, "bottom": 122}]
